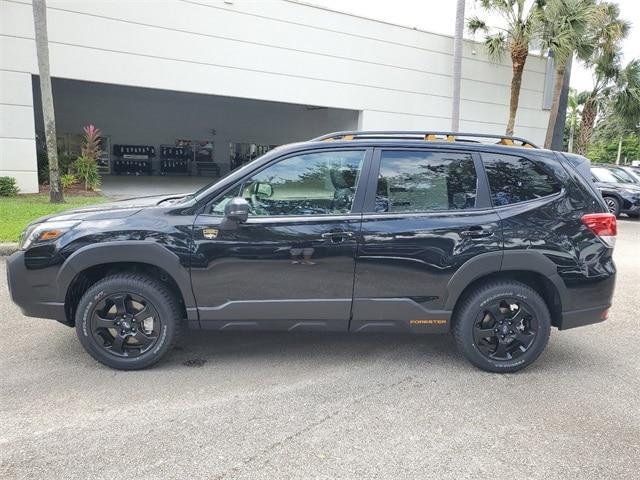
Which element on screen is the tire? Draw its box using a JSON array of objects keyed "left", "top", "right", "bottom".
[
  {"left": 603, "top": 196, "right": 620, "bottom": 217},
  {"left": 453, "top": 281, "right": 551, "bottom": 373},
  {"left": 75, "top": 273, "right": 183, "bottom": 370}
]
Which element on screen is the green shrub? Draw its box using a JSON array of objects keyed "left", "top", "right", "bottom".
[
  {"left": 60, "top": 173, "right": 77, "bottom": 190},
  {"left": 38, "top": 152, "right": 76, "bottom": 184},
  {"left": 73, "top": 155, "right": 101, "bottom": 191},
  {"left": 0, "top": 177, "right": 19, "bottom": 197}
]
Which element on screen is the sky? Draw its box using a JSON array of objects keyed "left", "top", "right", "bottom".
[{"left": 307, "top": 0, "right": 640, "bottom": 93}]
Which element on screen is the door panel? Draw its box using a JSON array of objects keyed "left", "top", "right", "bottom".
[
  {"left": 352, "top": 210, "right": 502, "bottom": 332},
  {"left": 191, "top": 215, "right": 361, "bottom": 331}
]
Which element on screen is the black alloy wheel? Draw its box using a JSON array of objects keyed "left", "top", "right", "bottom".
[
  {"left": 91, "top": 293, "right": 161, "bottom": 358},
  {"left": 76, "top": 273, "right": 182, "bottom": 370},
  {"left": 472, "top": 298, "right": 538, "bottom": 361},
  {"left": 453, "top": 281, "right": 551, "bottom": 373}
]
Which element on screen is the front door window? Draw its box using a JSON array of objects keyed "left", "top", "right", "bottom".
[{"left": 212, "top": 150, "right": 365, "bottom": 216}]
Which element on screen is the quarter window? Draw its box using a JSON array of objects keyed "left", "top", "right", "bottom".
[
  {"left": 375, "top": 150, "right": 478, "bottom": 213},
  {"left": 212, "top": 150, "right": 365, "bottom": 216},
  {"left": 482, "top": 153, "right": 561, "bottom": 206}
]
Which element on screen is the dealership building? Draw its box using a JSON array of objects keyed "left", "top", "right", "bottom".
[{"left": 1, "top": 0, "right": 554, "bottom": 194}]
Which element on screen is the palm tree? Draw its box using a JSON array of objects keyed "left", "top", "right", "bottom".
[
  {"left": 608, "top": 59, "right": 640, "bottom": 163},
  {"left": 33, "top": 0, "right": 63, "bottom": 203},
  {"left": 467, "top": 0, "right": 546, "bottom": 136},
  {"left": 541, "top": 0, "right": 600, "bottom": 149},
  {"left": 575, "top": 2, "right": 630, "bottom": 154},
  {"left": 566, "top": 88, "right": 582, "bottom": 152},
  {"left": 451, "top": 0, "right": 466, "bottom": 132}
]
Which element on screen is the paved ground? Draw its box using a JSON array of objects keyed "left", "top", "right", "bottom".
[
  {"left": 101, "top": 175, "right": 212, "bottom": 200},
  {"left": 1, "top": 221, "right": 638, "bottom": 480}
]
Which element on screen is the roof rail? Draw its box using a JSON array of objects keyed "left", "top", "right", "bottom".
[{"left": 311, "top": 131, "right": 539, "bottom": 148}]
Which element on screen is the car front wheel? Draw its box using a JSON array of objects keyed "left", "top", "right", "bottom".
[
  {"left": 75, "top": 273, "right": 183, "bottom": 370},
  {"left": 453, "top": 281, "right": 551, "bottom": 373},
  {"left": 603, "top": 196, "right": 620, "bottom": 217}
]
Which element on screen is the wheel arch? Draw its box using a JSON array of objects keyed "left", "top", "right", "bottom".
[
  {"left": 445, "top": 251, "right": 565, "bottom": 328},
  {"left": 57, "top": 242, "right": 197, "bottom": 326}
]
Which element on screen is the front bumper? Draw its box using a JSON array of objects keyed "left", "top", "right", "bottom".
[
  {"left": 621, "top": 194, "right": 640, "bottom": 214},
  {"left": 6, "top": 251, "right": 68, "bottom": 324}
]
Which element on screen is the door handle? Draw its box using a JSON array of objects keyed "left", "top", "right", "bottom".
[
  {"left": 460, "top": 227, "right": 494, "bottom": 239},
  {"left": 321, "top": 231, "right": 356, "bottom": 243}
]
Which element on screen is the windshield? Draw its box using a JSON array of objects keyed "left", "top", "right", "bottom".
[
  {"left": 614, "top": 167, "right": 640, "bottom": 183},
  {"left": 592, "top": 167, "right": 632, "bottom": 183},
  {"left": 179, "top": 156, "right": 269, "bottom": 202}
]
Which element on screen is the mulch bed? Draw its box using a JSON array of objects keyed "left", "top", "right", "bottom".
[{"left": 36, "top": 184, "right": 103, "bottom": 197}]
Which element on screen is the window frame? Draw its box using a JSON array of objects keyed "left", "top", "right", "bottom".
[
  {"left": 480, "top": 151, "right": 564, "bottom": 208},
  {"left": 202, "top": 147, "right": 374, "bottom": 218},
  {"left": 361, "top": 147, "right": 491, "bottom": 215}
]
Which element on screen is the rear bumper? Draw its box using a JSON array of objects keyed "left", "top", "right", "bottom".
[
  {"left": 6, "top": 251, "right": 69, "bottom": 325},
  {"left": 559, "top": 304, "right": 610, "bottom": 330}
]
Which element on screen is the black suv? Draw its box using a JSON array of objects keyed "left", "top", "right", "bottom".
[
  {"left": 591, "top": 164, "right": 640, "bottom": 218},
  {"left": 7, "top": 131, "right": 617, "bottom": 372}
]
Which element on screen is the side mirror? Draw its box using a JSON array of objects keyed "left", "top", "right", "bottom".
[{"left": 223, "top": 197, "right": 249, "bottom": 226}]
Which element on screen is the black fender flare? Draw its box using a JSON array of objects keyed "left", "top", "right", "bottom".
[
  {"left": 56, "top": 241, "right": 197, "bottom": 309},
  {"left": 444, "top": 250, "right": 567, "bottom": 310}
]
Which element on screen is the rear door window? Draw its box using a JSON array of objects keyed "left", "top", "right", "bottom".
[
  {"left": 482, "top": 153, "right": 561, "bottom": 206},
  {"left": 375, "top": 150, "right": 478, "bottom": 212}
]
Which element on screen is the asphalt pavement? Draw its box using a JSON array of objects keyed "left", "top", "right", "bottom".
[{"left": 1, "top": 220, "right": 638, "bottom": 480}]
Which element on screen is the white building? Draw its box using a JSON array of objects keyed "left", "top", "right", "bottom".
[{"left": 0, "top": 0, "right": 552, "bottom": 194}]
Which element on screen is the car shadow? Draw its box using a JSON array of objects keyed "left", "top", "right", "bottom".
[{"left": 166, "top": 329, "right": 464, "bottom": 368}]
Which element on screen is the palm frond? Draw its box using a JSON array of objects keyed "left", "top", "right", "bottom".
[
  {"left": 484, "top": 33, "right": 507, "bottom": 62},
  {"left": 467, "top": 16, "right": 489, "bottom": 34}
]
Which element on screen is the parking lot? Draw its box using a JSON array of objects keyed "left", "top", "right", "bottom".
[{"left": 0, "top": 220, "right": 638, "bottom": 480}]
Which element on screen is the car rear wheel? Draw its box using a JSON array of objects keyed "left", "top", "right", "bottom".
[
  {"left": 603, "top": 196, "right": 620, "bottom": 217},
  {"left": 453, "top": 281, "right": 551, "bottom": 373},
  {"left": 75, "top": 273, "right": 183, "bottom": 370}
]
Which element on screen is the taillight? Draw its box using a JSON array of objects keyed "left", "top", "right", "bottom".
[{"left": 582, "top": 213, "right": 617, "bottom": 247}]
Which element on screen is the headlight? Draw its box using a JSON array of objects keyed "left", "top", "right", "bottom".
[{"left": 19, "top": 221, "right": 81, "bottom": 250}]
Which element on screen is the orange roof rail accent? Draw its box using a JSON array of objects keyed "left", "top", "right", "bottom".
[{"left": 310, "top": 131, "right": 539, "bottom": 148}]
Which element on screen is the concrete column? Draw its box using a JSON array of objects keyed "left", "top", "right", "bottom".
[{"left": 0, "top": 71, "right": 39, "bottom": 193}]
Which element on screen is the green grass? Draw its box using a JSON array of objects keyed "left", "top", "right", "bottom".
[{"left": 0, "top": 194, "right": 107, "bottom": 242}]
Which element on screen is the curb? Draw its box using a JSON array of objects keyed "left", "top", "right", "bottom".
[{"left": 0, "top": 243, "right": 19, "bottom": 256}]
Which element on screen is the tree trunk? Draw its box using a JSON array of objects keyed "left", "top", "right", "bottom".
[
  {"left": 506, "top": 48, "right": 528, "bottom": 136},
  {"left": 616, "top": 136, "right": 623, "bottom": 165},
  {"left": 544, "top": 62, "right": 567, "bottom": 149},
  {"left": 450, "top": 0, "right": 465, "bottom": 132},
  {"left": 576, "top": 95, "right": 597, "bottom": 155},
  {"left": 33, "top": 0, "right": 63, "bottom": 203},
  {"left": 568, "top": 118, "right": 575, "bottom": 152}
]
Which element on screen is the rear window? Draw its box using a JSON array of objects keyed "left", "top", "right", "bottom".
[
  {"left": 482, "top": 153, "right": 561, "bottom": 206},
  {"left": 376, "top": 150, "right": 478, "bottom": 212}
]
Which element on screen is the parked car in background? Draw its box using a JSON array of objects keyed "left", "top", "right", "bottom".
[
  {"left": 7, "top": 131, "right": 618, "bottom": 373},
  {"left": 591, "top": 165, "right": 640, "bottom": 218}
]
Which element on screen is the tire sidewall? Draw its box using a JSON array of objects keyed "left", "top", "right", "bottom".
[
  {"left": 75, "top": 277, "right": 177, "bottom": 369},
  {"left": 456, "top": 285, "right": 551, "bottom": 373}
]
